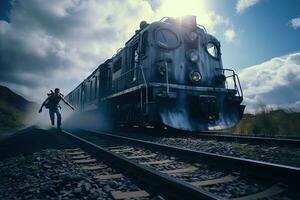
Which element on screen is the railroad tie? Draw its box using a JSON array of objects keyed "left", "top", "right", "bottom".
[
  {"left": 231, "top": 183, "right": 287, "bottom": 200},
  {"left": 81, "top": 165, "right": 107, "bottom": 171},
  {"left": 65, "top": 151, "right": 85, "bottom": 156},
  {"left": 111, "top": 190, "right": 150, "bottom": 200},
  {"left": 94, "top": 174, "right": 123, "bottom": 180},
  {"left": 190, "top": 174, "right": 239, "bottom": 187},
  {"left": 70, "top": 155, "right": 90, "bottom": 160},
  {"left": 126, "top": 154, "right": 156, "bottom": 159},
  {"left": 140, "top": 159, "right": 174, "bottom": 165},
  {"left": 110, "top": 147, "right": 134, "bottom": 153},
  {"left": 108, "top": 146, "right": 125, "bottom": 150},
  {"left": 64, "top": 148, "right": 81, "bottom": 152},
  {"left": 74, "top": 159, "right": 97, "bottom": 164},
  {"left": 162, "top": 166, "right": 198, "bottom": 174}
]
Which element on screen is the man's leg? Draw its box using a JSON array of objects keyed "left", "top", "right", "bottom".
[
  {"left": 49, "top": 109, "right": 55, "bottom": 125},
  {"left": 55, "top": 107, "right": 62, "bottom": 129}
]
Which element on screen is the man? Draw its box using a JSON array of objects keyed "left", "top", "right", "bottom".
[{"left": 39, "top": 88, "right": 74, "bottom": 130}]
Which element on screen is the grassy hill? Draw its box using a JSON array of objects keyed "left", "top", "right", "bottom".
[
  {"left": 0, "top": 85, "right": 37, "bottom": 133},
  {"left": 231, "top": 109, "right": 300, "bottom": 136}
]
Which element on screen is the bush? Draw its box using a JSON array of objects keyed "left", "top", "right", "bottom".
[{"left": 231, "top": 109, "right": 300, "bottom": 136}]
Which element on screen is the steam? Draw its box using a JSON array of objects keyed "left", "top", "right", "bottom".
[
  {"left": 22, "top": 102, "right": 74, "bottom": 129},
  {"left": 62, "top": 106, "right": 113, "bottom": 132}
]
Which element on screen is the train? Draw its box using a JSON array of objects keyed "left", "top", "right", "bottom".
[{"left": 65, "top": 15, "right": 245, "bottom": 131}]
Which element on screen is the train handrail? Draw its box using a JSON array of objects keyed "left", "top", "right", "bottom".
[
  {"left": 197, "top": 24, "right": 207, "bottom": 33},
  {"left": 216, "top": 68, "right": 243, "bottom": 97},
  {"left": 140, "top": 64, "right": 149, "bottom": 113},
  {"left": 235, "top": 73, "right": 243, "bottom": 97},
  {"left": 159, "top": 17, "right": 170, "bottom": 22},
  {"left": 110, "top": 64, "right": 149, "bottom": 113},
  {"left": 164, "top": 61, "right": 170, "bottom": 94},
  {"left": 111, "top": 67, "right": 138, "bottom": 93}
]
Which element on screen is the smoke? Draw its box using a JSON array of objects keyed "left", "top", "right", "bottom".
[
  {"left": 22, "top": 101, "right": 75, "bottom": 129},
  {"left": 62, "top": 108, "right": 113, "bottom": 132}
]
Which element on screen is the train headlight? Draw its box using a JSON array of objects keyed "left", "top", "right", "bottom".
[
  {"left": 187, "top": 50, "right": 199, "bottom": 62},
  {"left": 190, "top": 71, "right": 202, "bottom": 82},
  {"left": 188, "top": 31, "right": 198, "bottom": 42}
]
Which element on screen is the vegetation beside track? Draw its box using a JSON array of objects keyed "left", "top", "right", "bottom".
[
  {"left": 0, "top": 85, "right": 37, "bottom": 135},
  {"left": 231, "top": 109, "right": 300, "bottom": 136}
]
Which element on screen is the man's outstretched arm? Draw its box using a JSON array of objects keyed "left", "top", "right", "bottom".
[
  {"left": 61, "top": 97, "right": 75, "bottom": 110},
  {"left": 39, "top": 97, "right": 50, "bottom": 113}
]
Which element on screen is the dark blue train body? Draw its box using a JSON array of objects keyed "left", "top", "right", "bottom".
[{"left": 66, "top": 16, "right": 245, "bottom": 131}]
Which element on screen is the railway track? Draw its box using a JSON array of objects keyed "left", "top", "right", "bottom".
[
  {"left": 174, "top": 132, "right": 300, "bottom": 147},
  {"left": 119, "top": 126, "right": 300, "bottom": 147},
  {"left": 63, "top": 148, "right": 159, "bottom": 199},
  {"left": 61, "top": 129, "right": 300, "bottom": 200}
]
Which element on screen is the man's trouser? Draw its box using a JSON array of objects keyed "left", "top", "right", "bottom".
[{"left": 49, "top": 107, "right": 61, "bottom": 128}]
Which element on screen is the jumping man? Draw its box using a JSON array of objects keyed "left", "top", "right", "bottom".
[{"left": 39, "top": 88, "right": 74, "bottom": 130}]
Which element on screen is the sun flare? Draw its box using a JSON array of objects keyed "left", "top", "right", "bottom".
[
  {"left": 156, "top": 0, "right": 208, "bottom": 18},
  {"left": 153, "top": 0, "right": 216, "bottom": 31}
]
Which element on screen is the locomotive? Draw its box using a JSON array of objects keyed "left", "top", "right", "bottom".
[{"left": 65, "top": 16, "right": 245, "bottom": 131}]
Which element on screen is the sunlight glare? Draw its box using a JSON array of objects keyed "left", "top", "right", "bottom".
[
  {"left": 153, "top": 0, "right": 217, "bottom": 31},
  {"left": 157, "top": 0, "right": 208, "bottom": 18}
]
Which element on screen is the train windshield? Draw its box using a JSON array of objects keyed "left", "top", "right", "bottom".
[{"left": 155, "top": 28, "right": 180, "bottom": 49}]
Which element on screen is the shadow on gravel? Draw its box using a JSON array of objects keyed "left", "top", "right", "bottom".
[{"left": 0, "top": 127, "right": 75, "bottom": 160}]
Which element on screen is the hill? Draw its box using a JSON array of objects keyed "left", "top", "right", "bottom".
[
  {"left": 0, "top": 85, "right": 37, "bottom": 133},
  {"left": 230, "top": 109, "right": 300, "bottom": 136}
]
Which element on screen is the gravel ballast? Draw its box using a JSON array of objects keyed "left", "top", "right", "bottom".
[
  {"left": 0, "top": 149, "right": 110, "bottom": 200},
  {"left": 155, "top": 137, "right": 300, "bottom": 167},
  {"left": 98, "top": 128, "right": 300, "bottom": 168}
]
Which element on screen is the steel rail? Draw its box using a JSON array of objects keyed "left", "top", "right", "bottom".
[
  {"left": 80, "top": 129, "right": 300, "bottom": 190},
  {"left": 177, "top": 132, "right": 300, "bottom": 146},
  {"left": 61, "top": 130, "right": 223, "bottom": 200}
]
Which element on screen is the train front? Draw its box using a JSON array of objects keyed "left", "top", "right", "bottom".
[{"left": 149, "top": 16, "right": 245, "bottom": 131}]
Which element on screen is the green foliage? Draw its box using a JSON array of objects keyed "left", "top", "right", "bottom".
[
  {"left": 0, "top": 99, "right": 24, "bottom": 132},
  {"left": 231, "top": 109, "right": 300, "bottom": 136},
  {"left": 0, "top": 85, "right": 38, "bottom": 133}
]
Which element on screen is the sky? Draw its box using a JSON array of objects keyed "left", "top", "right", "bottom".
[{"left": 0, "top": 0, "right": 299, "bottom": 112}]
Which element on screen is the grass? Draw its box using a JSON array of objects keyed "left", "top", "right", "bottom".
[
  {"left": 230, "top": 109, "right": 300, "bottom": 136},
  {"left": 0, "top": 99, "right": 25, "bottom": 134}
]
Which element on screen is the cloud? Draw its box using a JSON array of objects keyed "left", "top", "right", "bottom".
[
  {"left": 0, "top": 0, "right": 234, "bottom": 103},
  {"left": 238, "top": 52, "right": 300, "bottom": 113},
  {"left": 224, "top": 28, "right": 236, "bottom": 42},
  {"left": 289, "top": 17, "right": 300, "bottom": 29},
  {"left": 0, "top": 0, "right": 154, "bottom": 102},
  {"left": 236, "top": 0, "right": 260, "bottom": 13}
]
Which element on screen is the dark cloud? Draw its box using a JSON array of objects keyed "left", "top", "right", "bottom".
[{"left": 0, "top": 0, "right": 153, "bottom": 102}]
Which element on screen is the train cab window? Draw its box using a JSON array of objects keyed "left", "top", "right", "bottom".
[
  {"left": 77, "top": 90, "right": 80, "bottom": 106},
  {"left": 76, "top": 90, "right": 79, "bottom": 106},
  {"left": 140, "top": 31, "right": 148, "bottom": 56},
  {"left": 83, "top": 85, "right": 87, "bottom": 102},
  {"left": 100, "top": 65, "right": 110, "bottom": 95},
  {"left": 131, "top": 43, "right": 138, "bottom": 82},
  {"left": 155, "top": 28, "right": 180, "bottom": 49},
  {"left": 113, "top": 57, "right": 122, "bottom": 73},
  {"left": 206, "top": 42, "right": 220, "bottom": 59},
  {"left": 94, "top": 76, "right": 98, "bottom": 99},
  {"left": 90, "top": 81, "right": 93, "bottom": 101}
]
